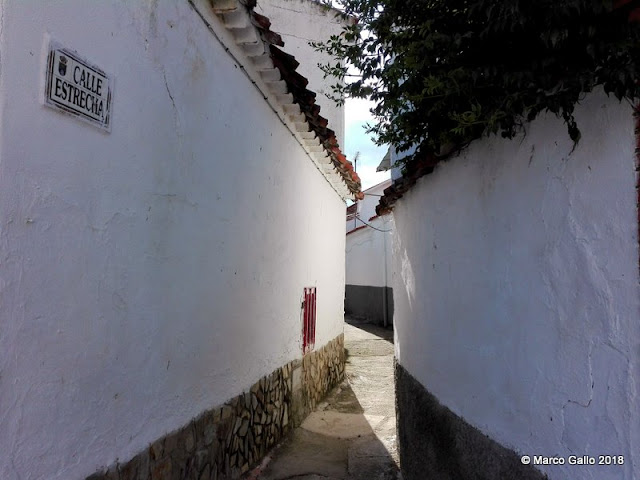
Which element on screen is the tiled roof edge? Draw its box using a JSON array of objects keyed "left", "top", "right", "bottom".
[
  {"left": 376, "top": 152, "right": 443, "bottom": 216},
  {"left": 210, "top": 0, "right": 363, "bottom": 200}
]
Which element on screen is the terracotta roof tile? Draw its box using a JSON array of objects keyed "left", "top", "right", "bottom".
[
  {"left": 376, "top": 153, "right": 440, "bottom": 215},
  {"left": 210, "top": 0, "right": 362, "bottom": 200}
]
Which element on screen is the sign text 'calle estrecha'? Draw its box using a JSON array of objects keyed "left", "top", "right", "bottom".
[{"left": 45, "top": 43, "right": 113, "bottom": 131}]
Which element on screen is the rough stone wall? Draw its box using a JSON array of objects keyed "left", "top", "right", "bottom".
[
  {"left": 300, "top": 334, "right": 345, "bottom": 417},
  {"left": 87, "top": 334, "right": 344, "bottom": 480},
  {"left": 395, "top": 361, "right": 547, "bottom": 480}
]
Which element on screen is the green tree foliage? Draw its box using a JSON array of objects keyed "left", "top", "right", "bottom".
[{"left": 315, "top": 0, "right": 640, "bottom": 163}]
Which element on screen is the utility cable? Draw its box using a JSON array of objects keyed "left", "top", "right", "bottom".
[{"left": 352, "top": 216, "right": 392, "bottom": 233}]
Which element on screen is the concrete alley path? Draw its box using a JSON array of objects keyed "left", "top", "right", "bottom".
[{"left": 245, "top": 321, "right": 401, "bottom": 480}]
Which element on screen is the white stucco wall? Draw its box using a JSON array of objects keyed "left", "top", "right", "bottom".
[
  {"left": 256, "top": 0, "right": 348, "bottom": 147},
  {"left": 392, "top": 92, "right": 640, "bottom": 480},
  {"left": 345, "top": 214, "right": 393, "bottom": 288},
  {"left": 0, "top": 1, "right": 346, "bottom": 479}
]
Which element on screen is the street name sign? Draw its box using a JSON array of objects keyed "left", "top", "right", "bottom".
[{"left": 44, "top": 43, "right": 113, "bottom": 132}]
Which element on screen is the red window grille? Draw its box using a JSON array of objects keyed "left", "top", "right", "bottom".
[{"left": 302, "top": 287, "right": 316, "bottom": 354}]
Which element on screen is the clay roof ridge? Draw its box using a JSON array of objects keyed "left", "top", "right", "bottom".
[{"left": 210, "top": 0, "right": 363, "bottom": 200}]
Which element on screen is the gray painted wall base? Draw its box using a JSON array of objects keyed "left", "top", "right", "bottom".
[
  {"left": 395, "top": 361, "right": 548, "bottom": 480},
  {"left": 345, "top": 284, "right": 393, "bottom": 327}
]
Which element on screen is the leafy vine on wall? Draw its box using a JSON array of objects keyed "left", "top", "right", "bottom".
[{"left": 315, "top": 0, "right": 640, "bottom": 165}]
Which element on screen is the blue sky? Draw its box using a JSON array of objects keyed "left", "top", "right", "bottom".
[{"left": 343, "top": 97, "right": 391, "bottom": 191}]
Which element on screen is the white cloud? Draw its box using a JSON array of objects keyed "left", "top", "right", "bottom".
[
  {"left": 356, "top": 164, "right": 390, "bottom": 190},
  {"left": 345, "top": 97, "right": 376, "bottom": 127}
]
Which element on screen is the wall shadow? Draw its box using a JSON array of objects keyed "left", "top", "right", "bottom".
[{"left": 249, "top": 322, "right": 400, "bottom": 480}]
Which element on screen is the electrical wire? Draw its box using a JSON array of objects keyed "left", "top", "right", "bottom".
[{"left": 351, "top": 216, "right": 392, "bottom": 233}]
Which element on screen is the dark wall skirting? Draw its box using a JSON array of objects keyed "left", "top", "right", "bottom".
[
  {"left": 87, "top": 334, "right": 344, "bottom": 480},
  {"left": 395, "top": 361, "right": 548, "bottom": 480},
  {"left": 345, "top": 284, "right": 394, "bottom": 326}
]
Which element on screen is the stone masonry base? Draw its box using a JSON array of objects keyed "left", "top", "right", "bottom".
[
  {"left": 88, "top": 334, "right": 344, "bottom": 480},
  {"left": 395, "top": 361, "right": 548, "bottom": 480}
]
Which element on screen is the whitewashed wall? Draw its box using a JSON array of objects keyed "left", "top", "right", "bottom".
[
  {"left": 257, "top": 0, "right": 348, "bottom": 147},
  {"left": 346, "top": 215, "right": 393, "bottom": 288},
  {"left": 0, "top": 1, "right": 346, "bottom": 479},
  {"left": 392, "top": 92, "right": 640, "bottom": 480}
]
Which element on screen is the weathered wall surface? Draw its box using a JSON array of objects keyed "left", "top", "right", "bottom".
[
  {"left": 257, "top": 0, "right": 348, "bottom": 147},
  {"left": 0, "top": 1, "right": 346, "bottom": 479},
  {"left": 392, "top": 92, "right": 640, "bottom": 480}
]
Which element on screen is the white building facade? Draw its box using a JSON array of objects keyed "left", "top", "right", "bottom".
[
  {"left": 0, "top": 1, "right": 360, "bottom": 479},
  {"left": 345, "top": 179, "right": 394, "bottom": 325},
  {"left": 387, "top": 92, "right": 640, "bottom": 480}
]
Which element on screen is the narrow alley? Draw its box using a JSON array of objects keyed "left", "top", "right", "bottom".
[{"left": 245, "top": 320, "right": 400, "bottom": 480}]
